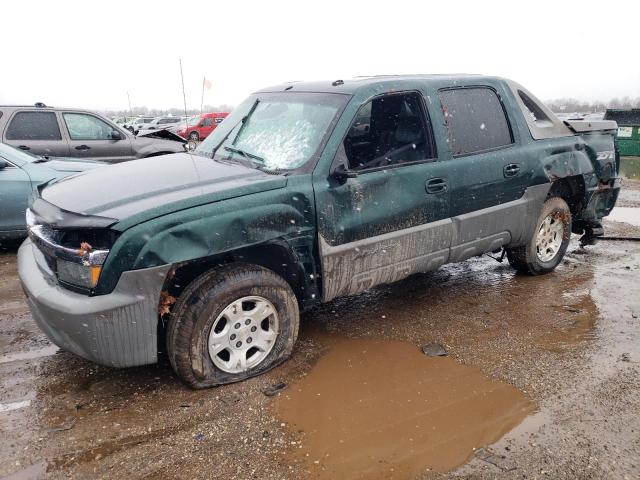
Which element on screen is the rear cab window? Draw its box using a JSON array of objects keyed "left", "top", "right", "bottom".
[
  {"left": 5, "top": 111, "right": 62, "bottom": 140},
  {"left": 438, "top": 87, "right": 513, "bottom": 156}
]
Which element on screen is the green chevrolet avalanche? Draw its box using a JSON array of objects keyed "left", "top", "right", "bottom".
[{"left": 18, "top": 75, "right": 621, "bottom": 388}]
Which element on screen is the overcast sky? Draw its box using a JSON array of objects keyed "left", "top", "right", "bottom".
[{"left": 2, "top": 0, "right": 638, "bottom": 111}]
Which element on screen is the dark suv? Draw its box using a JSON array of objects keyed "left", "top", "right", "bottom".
[
  {"left": 18, "top": 75, "right": 620, "bottom": 388},
  {"left": 0, "top": 104, "right": 186, "bottom": 163}
]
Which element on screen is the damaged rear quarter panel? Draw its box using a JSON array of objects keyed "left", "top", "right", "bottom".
[{"left": 95, "top": 175, "right": 316, "bottom": 295}]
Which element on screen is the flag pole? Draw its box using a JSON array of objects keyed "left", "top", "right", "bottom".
[
  {"left": 126, "top": 91, "right": 132, "bottom": 118},
  {"left": 179, "top": 59, "right": 188, "bottom": 127},
  {"left": 200, "top": 76, "right": 205, "bottom": 115}
]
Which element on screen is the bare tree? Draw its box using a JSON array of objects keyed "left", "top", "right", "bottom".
[{"left": 545, "top": 97, "right": 640, "bottom": 113}]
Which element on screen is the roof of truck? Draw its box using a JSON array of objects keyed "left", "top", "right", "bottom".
[{"left": 257, "top": 74, "right": 494, "bottom": 95}]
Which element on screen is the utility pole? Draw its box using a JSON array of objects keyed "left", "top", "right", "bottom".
[{"left": 179, "top": 59, "right": 188, "bottom": 125}]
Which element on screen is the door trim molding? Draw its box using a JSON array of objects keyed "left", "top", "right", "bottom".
[{"left": 317, "top": 182, "right": 551, "bottom": 302}]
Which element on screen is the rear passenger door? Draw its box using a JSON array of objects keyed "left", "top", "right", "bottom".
[
  {"left": 2, "top": 111, "right": 70, "bottom": 157},
  {"left": 61, "top": 112, "right": 134, "bottom": 161},
  {"left": 438, "top": 86, "right": 531, "bottom": 260},
  {"left": 315, "top": 91, "right": 452, "bottom": 301}
]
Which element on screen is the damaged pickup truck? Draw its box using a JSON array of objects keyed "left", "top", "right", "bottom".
[{"left": 18, "top": 75, "right": 620, "bottom": 388}]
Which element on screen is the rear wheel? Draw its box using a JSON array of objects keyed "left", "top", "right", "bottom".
[
  {"left": 167, "top": 264, "right": 299, "bottom": 389},
  {"left": 506, "top": 197, "right": 572, "bottom": 275}
]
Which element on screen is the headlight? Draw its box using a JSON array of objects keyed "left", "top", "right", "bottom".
[{"left": 56, "top": 259, "right": 103, "bottom": 289}]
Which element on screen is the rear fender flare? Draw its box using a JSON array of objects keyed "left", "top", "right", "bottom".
[{"left": 542, "top": 150, "right": 594, "bottom": 183}]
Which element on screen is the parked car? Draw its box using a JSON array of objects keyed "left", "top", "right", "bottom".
[
  {"left": 123, "top": 116, "right": 154, "bottom": 133},
  {"left": 175, "top": 112, "right": 229, "bottom": 140},
  {"left": 18, "top": 75, "right": 620, "bottom": 388},
  {"left": 137, "top": 116, "right": 182, "bottom": 133},
  {"left": 0, "top": 105, "right": 186, "bottom": 162},
  {"left": 0, "top": 142, "right": 104, "bottom": 240}
]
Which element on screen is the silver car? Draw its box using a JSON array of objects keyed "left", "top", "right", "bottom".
[
  {"left": 0, "top": 104, "right": 187, "bottom": 163},
  {"left": 137, "top": 116, "right": 182, "bottom": 133}
]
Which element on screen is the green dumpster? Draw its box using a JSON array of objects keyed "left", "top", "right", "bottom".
[{"left": 604, "top": 109, "right": 640, "bottom": 157}]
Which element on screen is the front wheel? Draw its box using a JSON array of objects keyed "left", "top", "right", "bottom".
[
  {"left": 188, "top": 131, "right": 199, "bottom": 141},
  {"left": 506, "top": 197, "right": 572, "bottom": 275},
  {"left": 167, "top": 264, "right": 299, "bottom": 389}
]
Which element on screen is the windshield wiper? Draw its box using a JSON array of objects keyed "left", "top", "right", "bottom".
[
  {"left": 224, "top": 146, "right": 266, "bottom": 165},
  {"left": 211, "top": 99, "right": 260, "bottom": 159}
]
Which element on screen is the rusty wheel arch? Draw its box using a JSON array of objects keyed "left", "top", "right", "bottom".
[
  {"left": 155, "top": 241, "right": 307, "bottom": 357},
  {"left": 159, "top": 241, "right": 305, "bottom": 314},
  {"left": 548, "top": 176, "right": 586, "bottom": 217}
]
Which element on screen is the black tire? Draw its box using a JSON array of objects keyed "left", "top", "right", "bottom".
[
  {"left": 167, "top": 263, "right": 299, "bottom": 389},
  {"left": 188, "top": 131, "right": 199, "bottom": 141},
  {"left": 506, "top": 197, "right": 572, "bottom": 275}
]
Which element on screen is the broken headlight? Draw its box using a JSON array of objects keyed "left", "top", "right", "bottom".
[
  {"left": 26, "top": 209, "right": 118, "bottom": 292},
  {"left": 56, "top": 258, "right": 103, "bottom": 289}
]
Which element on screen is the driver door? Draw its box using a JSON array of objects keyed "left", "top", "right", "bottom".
[
  {"left": 199, "top": 116, "right": 214, "bottom": 138},
  {"left": 314, "top": 91, "right": 452, "bottom": 302},
  {"left": 61, "top": 111, "right": 134, "bottom": 162}
]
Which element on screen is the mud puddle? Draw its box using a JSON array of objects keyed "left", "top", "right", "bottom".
[{"left": 273, "top": 337, "right": 534, "bottom": 479}]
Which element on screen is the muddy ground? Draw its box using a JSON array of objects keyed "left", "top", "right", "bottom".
[{"left": 1, "top": 179, "right": 639, "bottom": 480}]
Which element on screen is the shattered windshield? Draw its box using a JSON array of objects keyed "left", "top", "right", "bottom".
[{"left": 197, "top": 92, "right": 348, "bottom": 170}]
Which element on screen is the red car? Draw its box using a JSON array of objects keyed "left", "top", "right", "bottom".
[{"left": 176, "top": 112, "right": 229, "bottom": 141}]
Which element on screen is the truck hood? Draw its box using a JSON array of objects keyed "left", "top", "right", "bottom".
[{"left": 40, "top": 152, "right": 287, "bottom": 227}]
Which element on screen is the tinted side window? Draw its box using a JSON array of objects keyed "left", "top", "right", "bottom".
[
  {"left": 439, "top": 88, "right": 512, "bottom": 156},
  {"left": 202, "top": 117, "right": 212, "bottom": 126},
  {"left": 6, "top": 112, "right": 62, "bottom": 140},
  {"left": 343, "top": 92, "right": 435, "bottom": 171}
]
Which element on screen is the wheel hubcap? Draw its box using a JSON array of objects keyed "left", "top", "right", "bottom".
[
  {"left": 536, "top": 213, "right": 565, "bottom": 262},
  {"left": 208, "top": 296, "right": 279, "bottom": 373}
]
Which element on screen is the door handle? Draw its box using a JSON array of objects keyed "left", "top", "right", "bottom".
[
  {"left": 426, "top": 177, "right": 448, "bottom": 194},
  {"left": 18, "top": 145, "right": 30, "bottom": 150},
  {"left": 503, "top": 163, "right": 521, "bottom": 177},
  {"left": 75, "top": 145, "right": 91, "bottom": 151}
]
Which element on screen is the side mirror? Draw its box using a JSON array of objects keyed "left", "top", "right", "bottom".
[
  {"left": 111, "top": 130, "right": 124, "bottom": 140},
  {"left": 331, "top": 163, "right": 358, "bottom": 182},
  {"left": 0, "top": 159, "right": 9, "bottom": 170}
]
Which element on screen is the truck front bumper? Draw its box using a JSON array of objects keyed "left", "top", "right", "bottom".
[{"left": 18, "top": 239, "right": 171, "bottom": 368}]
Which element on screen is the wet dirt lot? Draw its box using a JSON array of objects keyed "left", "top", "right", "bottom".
[{"left": 1, "top": 180, "right": 639, "bottom": 480}]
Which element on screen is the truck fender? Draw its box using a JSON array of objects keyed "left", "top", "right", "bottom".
[{"left": 541, "top": 149, "right": 594, "bottom": 183}]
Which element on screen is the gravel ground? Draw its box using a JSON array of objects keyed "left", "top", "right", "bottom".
[{"left": 0, "top": 180, "right": 638, "bottom": 480}]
